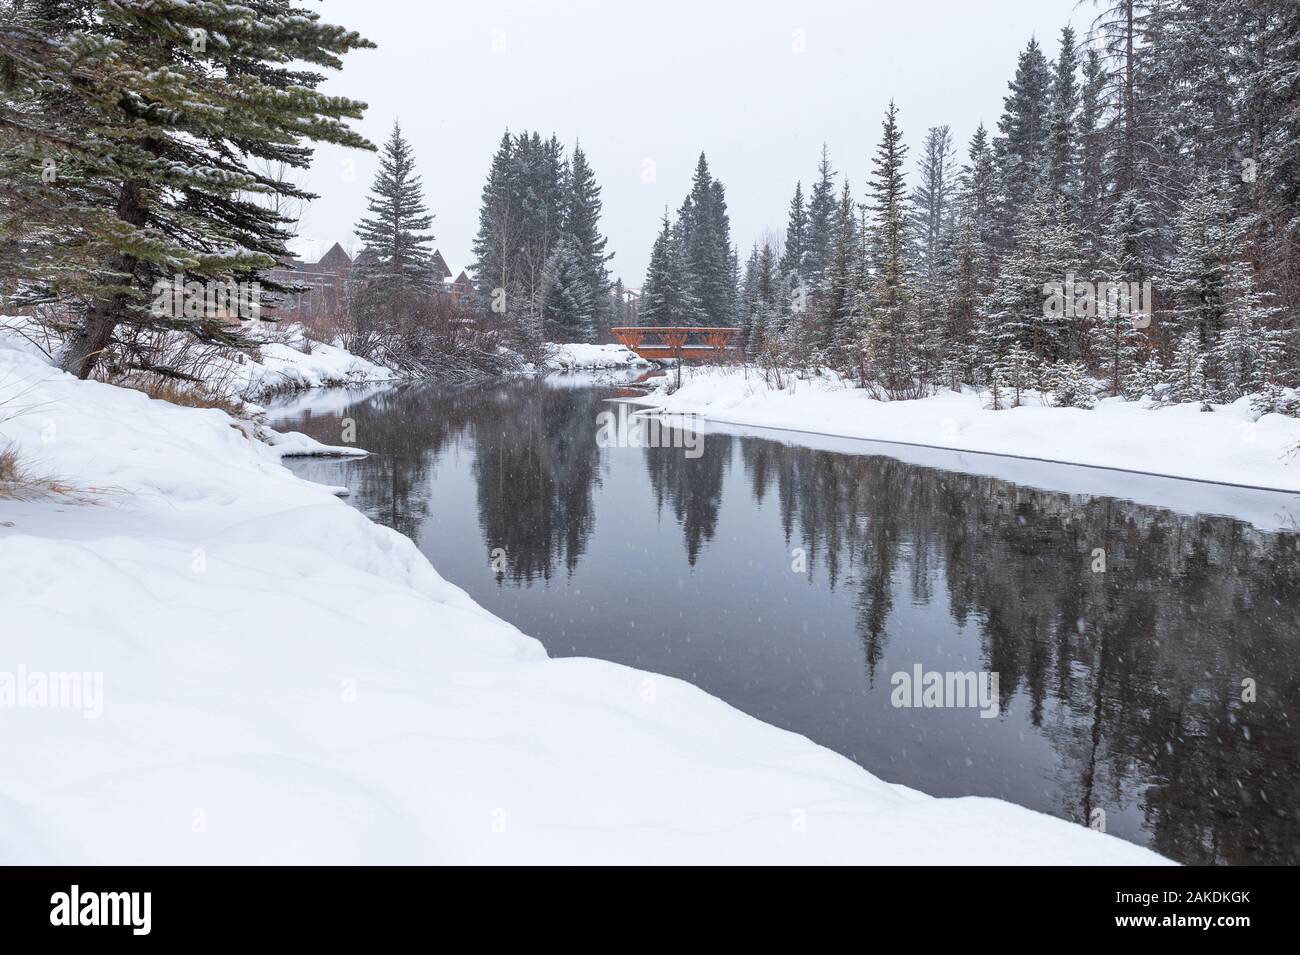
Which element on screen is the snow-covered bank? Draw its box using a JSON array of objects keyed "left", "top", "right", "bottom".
[
  {"left": 0, "top": 342, "right": 1168, "bottom": 864},
  {"left": 0, "top": 316, "right": 396, "bottom": 402},
  {"left": 631, "top": 367, "right": 1300, "bottom": 495},
  {"left": 542, "top": 342, "right": 651, "bottom": 373},
  {"left": 210, "top": 322, "right": 396, "bottom": 399}
]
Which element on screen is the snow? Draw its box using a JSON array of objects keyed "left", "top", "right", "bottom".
[
  {"left": 0, "top": 340, "right": 1170, "bottom": 864},
  {"left": 543, "top": 342, "right": 650, "bottom": 372},
  {"left": 221, "top": 323, "right": 396, "bottom": 398},
  {"left": 632, "top": 366, "right": 1300, "bottom": 495}
]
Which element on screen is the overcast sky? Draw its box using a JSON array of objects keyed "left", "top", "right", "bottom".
[{"left": 295, "top": 0, "right": 1091, "bottom": 286}]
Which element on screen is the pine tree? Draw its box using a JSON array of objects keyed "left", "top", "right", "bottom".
[
  {"left": 1166, "top": 332, "right": 1211, "bottom": 408},
  {"left": 565, "top": 142, "right": 612, "bottom": 337},
  {"left": 983, "top": 188, "right": 1080, "bottom": 366},
  {"left": 998, "top": 341, "right": 1034, "bottom": 407},
  {"left": 471, "top": 131, "right": 519, "bottom": 319},
  {"left": 910, "top": 125, "right": 958, "bottom": 375},
  {"left": 1213, "top": 294, "right": 1284, "bottom": 401},
  {"left": 1090, "top": 189, "right": 1157, "bottom": 395},
  {"left": 1163, "top": 171, "right": 1252, "bottom": 348},
  {"left": 995, "top": 37, "right": 1054, "bottom": 238},
  {"left": 823, "top": 180, "right": 861, "bottom": 363},
  {"left": 864, "top": 101, "right": 919, "bottom": 395},
  {"left": 0, "top": 0, "right": 375, "bottom": 379},
  {"left": 676, "top": 153, "right": 735, "bottom": 326},
  {"left": 1046, "top": 26, "right": 1080, "bottom": 199},
  {"left": 949, "top": 125, "right": 998, "bottom": 380},
  {"left": 804, "top": 144, "right": 838, "bottom": 295},
  {"left": 1077, "top": 48, "right": 1109, "bottom": 264},
  {"left": 354, "top": 121, "right": 436, "bottom": 293},
  {"left": 1050, "top": 361, "right": 1097, "bottom": 408},
  {"left": 541, "top": 236, "right": 595, "bottom": 343},
  {"left": 469, "top": 129, "right": 574, "bottom": 339},
  {"left": 779, "top": 181, "right": 807, "bottom": 282},
  {"left": 1128, "top": 354, "right": 1167, "bottom": 403},
  {"left": 640, "top": 213, "right": 701, "bottom": 326}
]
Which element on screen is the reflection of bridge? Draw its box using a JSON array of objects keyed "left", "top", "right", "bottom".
[{"left": 611, "top": 326, "right": 739, "bottom": 362}]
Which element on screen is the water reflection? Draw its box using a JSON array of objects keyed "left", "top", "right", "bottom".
[{"left": 274, "top": 380, "right": 1300, "bottom": 865}]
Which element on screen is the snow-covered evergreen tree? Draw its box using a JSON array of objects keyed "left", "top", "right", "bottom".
[
  {"left": 983, "top": 188, "right": 1080, "bottom": 365},
  {"left": 541, "top": 237, "right": 595, "bottom": 343},
  {"left": 640, "top": 213, "right": 701, "bottom": 327},
  {"left": 1045, "top": 25, "right": 1080, "bottom": 200},
  {"left": 565, "top": 142, "right": 613, "bottom": 337},
  {"left": 994, "top": 37, "right": 1054, "bottom": 240},
  {"left": 1050, "top": 361, "right": 1096, "bottom": 408},
  {"left": 0, "top": 0, "right": 375, "bottom": 379},
  {"left": 1166, "top": 332, "right": 1211, "bottom": 408},
  {"left": 803, "top": 145, "right": 838, "bottom": 296},
  {"left": 675, "top": 153, "right": 735, "bottom": 327},
  {"left": 354, "top": 121, "right": 436, "bottom": 293},
  {"left": 1090, "top": 189, "right": 1157, "bottom": 395},
  {"left": 822, "top": 181, "right": 862, "bottom": 365},
  {"left": 864, "top": 103, "right": 921, "bottom": 396}
]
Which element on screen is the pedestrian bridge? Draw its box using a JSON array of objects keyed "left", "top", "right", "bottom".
[{"left": 611, "top": 326, "right": 739, "bottom": 362}]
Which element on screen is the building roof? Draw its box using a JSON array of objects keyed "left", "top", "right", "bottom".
[
  {"left": 430, "top": 249, "right": 452, "bottom": 280},
  {"left": 316, "top": 242, "right": 352, "bottom": 271}
]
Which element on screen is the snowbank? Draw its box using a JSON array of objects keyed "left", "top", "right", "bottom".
[
  {"left": 632, "top": 366, "right": 1300, "bottom": 494},
  {"left": 0, "top": 316, "right": 395, "bottom": 401},
  {"left": 543, "top": 342, "right": 650, "bottom": 372},
  {"left": 219, "top": 323, "right": 396, "bottom": 399},
  {"left": 0, "top": 343, "right": 1168, "bottom": 864}
]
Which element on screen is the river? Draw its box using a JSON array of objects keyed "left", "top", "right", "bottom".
[{"left": 271, "top": 375, "right": 1300, "bottom": 865}]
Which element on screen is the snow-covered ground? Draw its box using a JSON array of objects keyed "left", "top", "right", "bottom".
[
  {"left": 0, "top": 338, "right": 1169, "bottom": 864},
  {"left": 542, "top": 342, "right": 650, "bottom": 373},
  {"left": 0, "top": 316, "right": 395, "bottom": 401},
  {"left": 632, "top": 366, "right": 1300, "bottom": 494},
  {"left": 207, "top": 322, "right": 396, "bottom": 399}
]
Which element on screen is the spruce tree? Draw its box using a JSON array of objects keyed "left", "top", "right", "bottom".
[
  {"left": 0, "top": 0, "right": 375, "bottom": 379},
  {"left": 823, "top": 180, "right": 861, "bottom": 363},
  {"left": 1077, "top": 48, "right": 1109, "bottom": 264},
  {"left": 354, "top": 120, "right": 436, "bottom": 293},
  {"left": 1090, "top": 189, "right": 1157, "bottom": 396},
  {"left": 565, "top": 142, "right": 612, "bottom": 336},
  {"left": 676, "top": 153, "right": 734, "bottom": 326},
  {"left": 1163, "top": 172, "right": 1251, "bottom": 348},
  {"left": 1046, "top": 25, "right": 1080, "bottom": 199},
  {"left": 1166, "top": 332, "right": 1211, "bottom": 408},
  {"left": 995, "top": 37, "right": 1054, "bottom": 231},
  {"left": 804, "top": 144, "right": 838, "bottom": 295},
  {"left": 541, "top": 236, "right": 595, "bottom": 343},
  {"left": 983, "top": 187, "right": 1080, "bottom": 366},
  {"left": 640, "top": 213, "right": 701, "bottom": 326},
  {"left": 865, "top": 101, "right": 919, "bottom": 395},
  {"left": 1051, "top": 360, "right": 1097, "bottom": 408}
]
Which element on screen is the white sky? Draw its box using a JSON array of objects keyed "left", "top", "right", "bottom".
[{"left": 295, "top": 0, "right": 1090, "bottom": 287}]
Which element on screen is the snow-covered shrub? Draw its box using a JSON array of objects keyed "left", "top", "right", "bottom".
[
  {"left": 1165, "top": 334, "right": 1212, "bottom": 409},
  {"left": 1050, "top": 362, "right": 1096, "bottom": 409}
]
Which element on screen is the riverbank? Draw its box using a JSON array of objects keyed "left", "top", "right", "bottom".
[
  {"left": 632, "top": 366, "right": 1300, "bottom": 494},
  {"left": 0, "top": 338, "right": 1168, "bottom": 864}
]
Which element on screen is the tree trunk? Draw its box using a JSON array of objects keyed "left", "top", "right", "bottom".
[{"left": 59, "top": 178, "right": 147, "bottom": 379}]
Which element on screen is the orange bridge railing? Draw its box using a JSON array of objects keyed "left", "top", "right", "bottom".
[{"left": 611, "top": 326, "right": 739, "bottom": 361}]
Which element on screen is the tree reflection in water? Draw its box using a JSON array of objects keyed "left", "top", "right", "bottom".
[{"left": 275, "top": 381, "right": 1300, "bottom": 865}]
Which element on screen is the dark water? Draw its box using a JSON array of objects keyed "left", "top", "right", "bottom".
[{"left": 272, "top": 378, "right": 1300, "bottom": 865}]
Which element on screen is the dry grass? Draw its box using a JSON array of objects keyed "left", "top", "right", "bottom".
[
  {"left": 127, "top": 378, "right": 245, "bottom": 417},
  {"left": 0, "top": 442, "right": 75, "bottom": 501}
]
